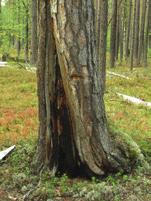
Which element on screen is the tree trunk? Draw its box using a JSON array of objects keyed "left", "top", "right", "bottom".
[
  {"left": 16, "top": 0, "right": 21, "bottom": 61},
  {"left": 144, "top": 0, "right": 150, "bottom": 67},
  {"left": 36, "top": 0, "right": 142, "bottom": 177},
  {"left": 125, "top": 0, "right": 132, "bottom": 60},
  {"left": 133, "top": 0, "right": 140, "bottom": 64},
  {"left": 24, "top": 1, "right": 29, "bottom": 63},
  {"left": 130, "top": 0, "right": 136, "bottom": 69},
  {"left": 30, "top": 0, "right": 38, "bottom": 65},
  {"left": 110, "top": 0, "right": 118, "bottom": 68},
  {"left": 0, "top": 0, "right": 1, "bottom": 13},
  {"left": 115, "top": 3, "right": 119, "bottom": 62},
  {"left": 95, "top": 0, "right": 108, "bottom": 93},
  {"left": 138, "top": 0, "right": 146, "bottom": 65}
]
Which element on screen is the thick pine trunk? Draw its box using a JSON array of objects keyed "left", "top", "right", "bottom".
[{"left": 36, "top": 0, "right": 141, "bottom": 177}]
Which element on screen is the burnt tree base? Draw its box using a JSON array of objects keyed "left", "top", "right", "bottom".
[{"left": 34, "top": 0, "right": 145, "bottom": 178}]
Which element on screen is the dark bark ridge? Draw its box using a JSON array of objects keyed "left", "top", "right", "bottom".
[{"left": 35, "top": 0, "right": 143, "bottom": 178}]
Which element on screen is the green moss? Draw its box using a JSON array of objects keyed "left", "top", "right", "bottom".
[{"left": 105, "top": 66, "right": 151, "bottom": 162}]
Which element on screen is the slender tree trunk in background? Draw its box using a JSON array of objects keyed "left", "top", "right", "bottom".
[
  {"left": 149, "top": 3, "right": 151, "bottom": 48},
  {"left": 95, "top": 0, "right": 100, "bottom": 60},
  {"left": 144, "top": 0, "right": 150, "bottom": 67},
  {"left": 99, "top": 0, "right": 108, "bottom": 92},
  {"left": 125, "top": 0, "right": 132, "bottom": 60},
  {"left": 110, "top": 0, "right": 118, "bottom": 68},
  {"left": 138, "top": 0, "right": 146, "bottom": 65},
  {"left": 125, "top": 0, "right": 132, "bottom": 61},
  {"left": 37, "top": 0, "right": 40, "bottom": 39},
  {"left": 0, "top": 0, "right": 1, "bottom": 13},
  {"left": 130, "top": 0, "right": 136, "bottom": 69},
  {"left": 134, "top": 0, "right": 140, "bottom": 64},
  {"left": 95, "top": 0, "right": 108, "bottom": 93},
  {"left": 119, "top": 2, "right": 124, "bottom": 64},
  {"left": 115, "top": 5, "right": 119, "bottom": 62},
  {"left": 16, "top": 0, "right": 21, "bottom": 61},
  {"left": 25, "top": 3, "right": 29, "bottom": 63},
  {"left": 36, "top": 0, "right": 140, "bottom": 177},
  {"left": 0, "top": 0, "right": 1, "bottom": 46},
  {"left": 30, "top": 0, "right": 38, "bottom": 65}
]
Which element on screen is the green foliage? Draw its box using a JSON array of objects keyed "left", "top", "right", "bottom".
[{"left": 0, "top": 0, "right": 30, "bottom": 57}]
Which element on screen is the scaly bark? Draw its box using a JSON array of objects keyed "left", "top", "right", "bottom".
[{"left": 36, "top": 0, "right": 142, "bottom": 177}]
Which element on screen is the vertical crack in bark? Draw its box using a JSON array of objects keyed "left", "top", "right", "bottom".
[{"left": 36, "top": 0, "right": 142, "bottom": 177}]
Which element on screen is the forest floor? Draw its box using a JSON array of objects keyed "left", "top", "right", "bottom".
[{"left": 0, "top": 65, "right": 151, "bottom": 201}]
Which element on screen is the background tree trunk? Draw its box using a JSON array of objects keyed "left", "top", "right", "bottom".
[
  {"left": 30, "top": 0, "right": 38, "bottom": 65},
  {"left": 125, "top": 0, "right": 132, "bottom": 60},
  {"left": 95, "top": 0, "right": 108, "bottom": 93},
  {"left": 138, "top": 0, "right": 146, "bottom": 65},
  {"left": 0, "top": 0, "right": 1, "bottom": 13},
  {"left": 16, "top": 0, "right": 21, "bottom": 61},
  {"left": 24, "top": 1, "right": 29, "bottom": 63},
  {"left": 36, "top": 0, "right": 141, "bottom": 177},
  {"left": 119, "top": 1, "right": 124, "bottom": 64},
  {"left": 130, "top": 0, "right": 136, "bottom": 69},
  {"left": 144, "top": 0, "right": 150, "bottom": 67},
  {"left": 110, "top": 0, "right": 118, "bottom": 68},
  {"left": 133, "top": 0, "right": 140, "bottom": 64}
]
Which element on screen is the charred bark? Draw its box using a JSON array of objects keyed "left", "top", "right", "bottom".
[{"left": 36, "top": 0, "right": 142, "bottom": 177}]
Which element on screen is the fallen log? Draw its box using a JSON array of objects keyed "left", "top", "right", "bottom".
[
  {"left": 0, "top": 61, "right": 8, "bottom": 67},
  {"left": 25, "top": 66, "right": 36, "bottom": 73},
  {"left": 107, "top": 71, "right": 130, "bottom": 80},
  {"left": 0, "top": 145, "right": 16, "bottom": 161},
  {"left": 117, "top": 93, "right": 151, "bottom": 108}
]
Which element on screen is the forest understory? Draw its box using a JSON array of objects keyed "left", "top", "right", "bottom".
[{"left": 0, "top": 64, "right": 151, "bottom": 201}]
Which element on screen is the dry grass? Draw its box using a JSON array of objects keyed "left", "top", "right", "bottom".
[{"left": 0, "top": 67, "right": 38, "bottom": 146}]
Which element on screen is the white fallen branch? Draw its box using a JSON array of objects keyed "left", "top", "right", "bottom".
[
  {"left": 25, "top": 66, "right": 36, "bottom": 73},
  {"left": 107, "top": 71, "right": 130, "bottom": 80},
  {"left": 0, "top": 145, "right": 16, "bottom": 161},
  {"left": 0, "top": 61, "right": 8, "bottom": 67},
  {"left": 117, "top": 93, "right": 151, "bottom": 108}
]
